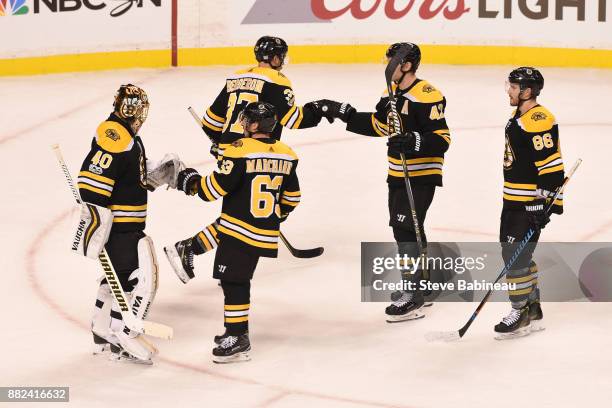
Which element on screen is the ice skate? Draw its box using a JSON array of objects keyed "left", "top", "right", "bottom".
[
  {"left": 212, "top": 333, "right": 251, "bottom": 364},
  {"left": 164, "top": 238, "right": 196, "bottom": 284},
  {"left": 110, "top": 330, "right": 157, "bottom": 364},
  {"left": 385, "top": 291, "right": 425, "bottom": 323},
  {"left": 528, "top": 301, "right": 545, "bottom": 333},
  {"left": 494, "top": 306, "right": 531, "bottom": 340}
]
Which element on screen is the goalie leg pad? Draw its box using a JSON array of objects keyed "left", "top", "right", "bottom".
[
  {"left": 71, "top": 203, "right": 113, "bottom": 259},
  {"left": 128, "top": 235, "right": 159, "bottom": 322},
  {"left": 91, "top": 276, "right": 117, "bottom": 345}
]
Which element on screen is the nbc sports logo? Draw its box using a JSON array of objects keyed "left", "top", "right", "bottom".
[{"left": 0, "top": 0, "right": 29, "bottom": 15}]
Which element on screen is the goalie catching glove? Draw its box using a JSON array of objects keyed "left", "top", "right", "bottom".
[
  {"left": 146, "top": 153, "right": 186, "bottom": 190},
  {"left": 70, "top": 202, "right": 113, "bottom": 259}
]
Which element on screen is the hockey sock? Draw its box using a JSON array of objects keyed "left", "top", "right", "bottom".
[
  {"left": 193, "top": 222, "right": 220, "bottom": 255},
  {"left": 221, "top": 280, "right": 251, "bottom": 336},
  {"left": 506, "top": 266, "right": 534, "bottom": 308},
  {"left": 527, "top": 261, "right": 540, "bottom": 303}
]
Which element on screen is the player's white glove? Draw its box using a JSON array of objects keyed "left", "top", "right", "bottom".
[{"left": 147, "top": 153, "right": 186, "bottom": 190}]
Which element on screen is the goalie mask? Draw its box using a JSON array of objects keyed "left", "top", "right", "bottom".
[{"left": 113, "top": 84, "right": 150, "bottom": 134}]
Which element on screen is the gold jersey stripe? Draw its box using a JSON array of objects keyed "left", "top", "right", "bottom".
[
  {"left": 280, "top": 105, "right": 298, "bottom": 126},
  {"left": 388, "top": 156, "right": 444, "bottom": 165},
  {"left": 197, "top": 232, "right": 213, "bottom": 251},
  {"left": 293, "top": 106, "right": 304, "bottom": 129},
  {"left": 388, "top": 169, "right": 443, "bottom": 178},
  {"left": 79, "top": 171, "right": 115, "bottom": 186},
  {"left": 221, "top": 213, "right": 279, "bottom": 236},
  {"left": 206, "top": 108, "right": 226, "bottom": 123},
  {"left": 108, "top": 204, "right": 147, "bottom": 211},
  {"left": 225, "top": 316, "right": 249, "bottom": 323},
  {"left": 282, "top": 190, "right": 301, "bottom": 197},
  {"left": 224, "top": 304, "right": 250, "bottom": 311},
  {"left": 203, "top": 119, "right": 223, "bottom": 132},
  {"left": 78, "top": 183, "right": 111, "bottom": 197},
  {"left": 217, "top": 225, "right": 278, "bottom": 249},
  {"left": 503, "top": 182, "right": 537, "bottom": 189},
  {"left": 210, "top": 173, "right": 227, "bottom": 196},
  {"left": 113, "top": 217, "right": 146, "bottom": 223},
  {"left": 199, "top": 179, "right": 216, "bottom": 201},
  {"left": 539, "top": 164, "right": 564, "bottom": 175},
  {"left": 507, "top": 275, "right": 537, "bottom": 284},
  {"left": 534, "top": 152, "right": 561, "bottom": 167},
  {"left": 509, "top": 287, "right": 533, "bottom": 296}
]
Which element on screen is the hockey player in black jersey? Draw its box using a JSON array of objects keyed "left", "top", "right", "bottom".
[
  {"left": 165, "top": 36, "right": 321, "bottom": 283},
  {"left": 495, "top": 67, "right": 564, "bottom": 339},
  {"left": 73, "top": 84, "right": 183, "bottom": 363},
  {"left": 308, "top": 43, "right": 451, "bottom": 322},
  {"left": 166, "top": 102, "right": 301, "bottom": 363}
]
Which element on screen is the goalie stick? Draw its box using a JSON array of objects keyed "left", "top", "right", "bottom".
[
  {"left": 187, "top": 106, "right": 324, "bottom": 259},
  {"left": 425, "top": 159, "right": 582, "bottom": 342},
  {"left": 51, "top": 144, "right": 173, "bottom": 340}
]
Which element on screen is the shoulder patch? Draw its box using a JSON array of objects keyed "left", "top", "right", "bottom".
[
  {"left": 406, "top": 80, "right": 444, "bottom": 104},
  {"left": 95, "top": 121, "right": 133, "bottom": 153},
  {"left": 518, "top": 106, "right": 556, "bottom": 133},
  {"left": 231, "top": 140, "right": 243, "bottom": 148}
]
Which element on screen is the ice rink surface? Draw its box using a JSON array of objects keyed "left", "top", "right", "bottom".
[{"left": 1, "top": 64, "right": 611, "bottom": 407}]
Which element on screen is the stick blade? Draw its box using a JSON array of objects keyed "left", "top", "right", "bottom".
[
  {"left": 143, "top": 321, "right": 174, "bottom": 340},
  {"left": 425, "top": 330, "right": 461, "bottom": 343},
  {"left": 291, "top": 246, "right": 324, "bottom": 259}
]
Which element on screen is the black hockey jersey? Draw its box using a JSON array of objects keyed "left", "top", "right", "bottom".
[
  {"left": 77, "top": 115, "right": 148, "bottom": 232},
  {"left": 503, "top": 105, "right": 564, "bottom": 214},
  {"left": 346, "top": 79, "right": 451, "bottom": 187},
  {"left": 193, "top": 137, "right": 300, "bottom": 257},
  {"left": 200, "top": 66, "right": 321, "bottom": 155}
]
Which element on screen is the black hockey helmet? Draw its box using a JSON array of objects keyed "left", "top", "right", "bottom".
[
  {"left": 254, "top": 36, "right": 288, "bottom": 66},
  {"left": 240, "top": 102, "right": 278, "bottom": 135},
  {"left": 386, "top": 42, "right": 421, "bottom": 72},
  {"left": 508, "top": 67, "right": 544, "bottom": 97},
  {"left": 113, "top": 84, "right": 149, "bottom": 133}
]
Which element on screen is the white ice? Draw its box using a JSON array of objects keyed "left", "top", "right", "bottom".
[{"left": 1, "top": 64, "right": 611, "bottom": 408}]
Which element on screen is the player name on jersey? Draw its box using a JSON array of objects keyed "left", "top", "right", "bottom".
[
  {"left": 226, "top": 78, "right": 266, "bottom": 94},
  {"left": 246, "top": 158, "right": 294, "bottom": 175}
]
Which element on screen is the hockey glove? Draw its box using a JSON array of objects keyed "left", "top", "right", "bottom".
[
  {"left": 306, "top": 100, "right": 356, "bottom": 123},
  {"left": 525, "top": 198, "right": 550, "bottom": 229},
  {"left": 177, "top": 168, "right": 201, "bottom": 196},
  {"left": 387, "top": 131, "right": 422, "bottom": 154}
]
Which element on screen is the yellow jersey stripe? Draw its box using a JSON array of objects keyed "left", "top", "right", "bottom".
[
  {"left": 539, "top": 164, "right": 564, "bottom": 175},
  {"left": 293, "top": 106, "right": 304, "bottom": 129},
  {"left": 199, "top": 179, "right": 215, "bottom": 201},
  {"left": 108, "top": 204, "right": 147, "bottom": 211},
  {"left": 388, "top": 169, "right": 443, "bottom": 177},
  {"left": 534, "top": 152, "right": 561, "bottom": 167},
  {"left": 506, "top": 275, "right": 537, "bottom": 284},
  {"left": 388, "top": 156, "right": 444, "bottom": 165},
  {"left": 207, "top": 224, "right": 219, "bottom": 237},
  {"left": 371, "top": 115, "right": 387, "bottom": 137},
  {"left": 503, "top": 182, "right": 537, "bottom": 189},
  {"left": 217, "top": 225, "right": 278, "bottom": 249},
  {"left": 282, "top": 190, "right": 301, "bottom": 197},
  {"left": 509, "top": 287, "right": 533, "bottom": 296},
  {"left": 210, "top": 173, "right": 227, "bottom": 196},
  {"left": 197, "top": 232, "right": 213, "bottom": 251},
  {"left": 79, "top": 171, "right": 115, "bottom": 186},
  {"left": 206, "top": 108, "right": 226, "bottom": 123},
  {"left": 78, "top": 183, "right": 111, "bottom": 197},
  {"left": 220, "top": 213, "right": 279, "bottom": 236},
  {"left": 203, "top": 119, "right": 223, "bottom": 132},
  {"left": 113, "top": 217, "right": 146, "bottom": 223},
  {"left": 224, "top": 304, "right": 250, "bottom": 311},
  {"left": 280, "top": 105, "right": 298, "bottom": 126},
  {"left": 225, "top": 316, "right": 249, "bottom": 323}
]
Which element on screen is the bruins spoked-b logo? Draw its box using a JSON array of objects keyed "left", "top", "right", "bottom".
[
  {"left": 422, "top": 84, "right": 435, "bottom": 93},
  {"left": 105, "top": 129, "right": 120, "bottom": 141},
  {"left": 531, "top": 111, "right": 547, "bottom": 121},
  {"left": 503, "top": 135, "right": 515, "bottom": 169}
]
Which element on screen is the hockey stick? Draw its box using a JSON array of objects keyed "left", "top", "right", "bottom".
[
  {"left": 51, "top": 144, "right": 173, "bottom": 340},
  {"left": 425, "top": 159, "right": 582, "bottom": 342},
  {"left": 187, "top": 107, "right": 324, "bottom": 259},
  {"left": 384, "top": 47, "right": 425, "bottom": 259}
]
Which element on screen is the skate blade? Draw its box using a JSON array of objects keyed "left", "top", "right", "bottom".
[
  {"left": 386, "top": 309, "right": 425, "bottom": 323},
  {"left": 529, "top": 320, "right": 545, "bottom": 333},
  {"left": 494, "top": 327, "right": 531, "bottom": 340},
  {"left": 109, "top": 353, "right": 153, "bottom": 365},
  {"left": 423, "top": 302, "right": 434, "bottom": 308},
  {"left": 163, "top": 246, "right": 191, "bottom": 284},
  {"left": 92, "top": 344, "right": 110, "bottom": 355},
  {"left": 212, "top": 351, "right": 251, "bottom": 364}
]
